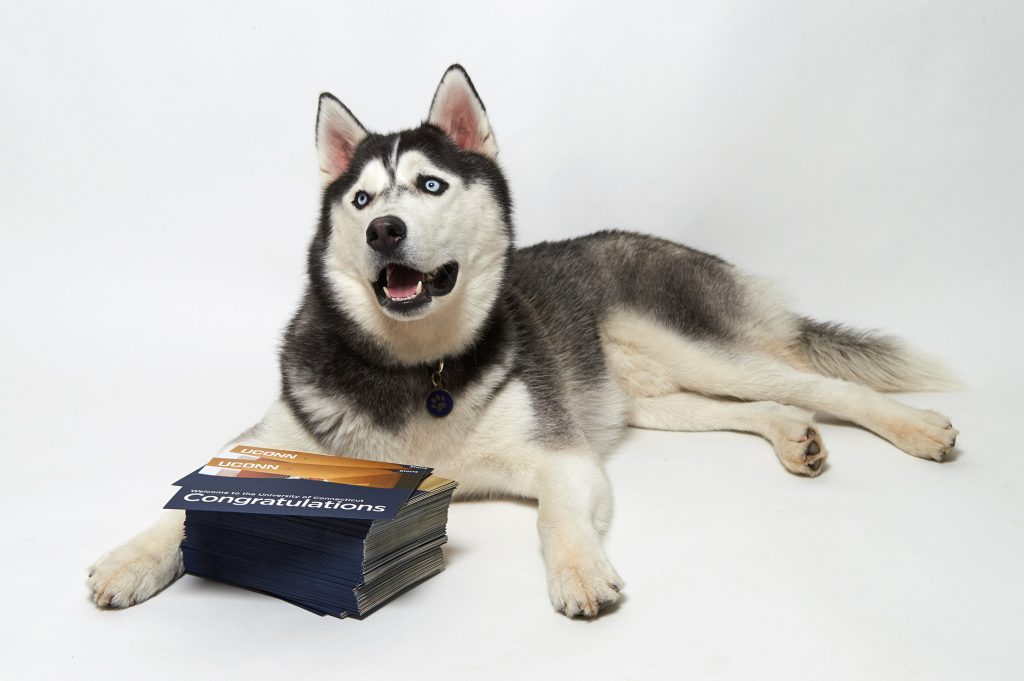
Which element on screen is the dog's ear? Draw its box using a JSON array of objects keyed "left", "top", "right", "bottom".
[
  {"left": 428, "top": 65, "right": 498, "bottom": 158},
  {"left": 316, "top": 93, "right": 368, "bottom": 187}
]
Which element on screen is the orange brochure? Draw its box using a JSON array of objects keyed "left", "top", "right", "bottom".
[
  {"left": 201, "top": 457, "right": 420, "bottom": 488},
  {"left": 221, "top": 444, "right": 421, "bottom": 472}
]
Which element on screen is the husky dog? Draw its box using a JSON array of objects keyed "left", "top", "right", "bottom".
[{"left": 88, "top": 65, "right": 959, "bottom": 617}]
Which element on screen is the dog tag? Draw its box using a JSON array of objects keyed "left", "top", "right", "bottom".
[{"left": 426, "top": 388, "right": 454, "bottom": 418}]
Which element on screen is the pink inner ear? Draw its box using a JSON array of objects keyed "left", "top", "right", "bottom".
[
  {"left": 439, "top": 89, "right": 484, "bottom": 152},
  {"left": 325, "top": 127, "right": 358, "bottom": 176}
]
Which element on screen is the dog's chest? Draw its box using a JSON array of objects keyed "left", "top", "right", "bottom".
[{"left": 299, "top": 363, "right": 519, "bottom": 471}]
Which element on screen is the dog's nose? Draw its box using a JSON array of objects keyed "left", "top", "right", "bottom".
[{"left": 366, "top": 216, "right": 407, "bottom": 255}]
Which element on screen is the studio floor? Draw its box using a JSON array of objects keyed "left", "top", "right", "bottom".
[{"left": 6, "top": 383, "right": 1021, "bottom": 680}]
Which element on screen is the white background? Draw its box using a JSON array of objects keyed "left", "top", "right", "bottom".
[{"left": 2, "top": 1, "right": 1023, "bottom": 679}]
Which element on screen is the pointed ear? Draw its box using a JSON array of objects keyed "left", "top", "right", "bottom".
[
  {"left": 316, "top": 93, "right": 368, "bottom": 187},
  {"left": 428, "top": 65, "right": 498, "bottom": 158}
]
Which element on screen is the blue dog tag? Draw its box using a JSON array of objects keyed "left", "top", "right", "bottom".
[{"left": 426, "top": 389, "right": 454, "bottom": 417}]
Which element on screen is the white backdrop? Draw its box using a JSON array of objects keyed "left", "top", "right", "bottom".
[{"left": 2, "top": 2, "right": 1022, "bottom": 680}]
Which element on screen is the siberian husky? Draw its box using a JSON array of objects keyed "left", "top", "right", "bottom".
[{"left": 88, "top": 65, "right": 959, "bottom": 617}]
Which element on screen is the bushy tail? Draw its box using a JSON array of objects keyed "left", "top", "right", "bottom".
[{"left": 795, "top": 318, "right": 961, "bottom": 392}]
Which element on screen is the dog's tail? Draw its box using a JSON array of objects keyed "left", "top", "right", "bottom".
[{"left": 794, "top": 318, "right": 961, "bottom": 392}]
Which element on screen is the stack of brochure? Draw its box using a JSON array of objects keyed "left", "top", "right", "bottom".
[{"left": 165, "top": 445, "right": 457, "bottom": 618}]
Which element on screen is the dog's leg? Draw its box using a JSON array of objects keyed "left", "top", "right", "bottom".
[
  {"left": 87, "top": 401, "right": 322, "bottom": 608},
  {"left": 604, "top": 313, "right": 958, "bottom": 460},
  {"left": 452, "top": 379, "right": 624, "bottom": 618},
  {"left": 534, "top": 452, "right": 624, "bottom": 617},
  {"left": 681, "top": 355, "right": 957, "bottom": 460},
  {"left": 631, "top": 392, "right": 827, "bottom": 476},
  {"left": 87, "top": 510, "right": 185, "bottom": 608}
]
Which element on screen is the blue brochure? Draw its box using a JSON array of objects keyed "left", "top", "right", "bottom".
[
  {"left": 166, "top": 445, "right": 455, "bottom": 618},
  {"left": 164, "top": 446, "right": 431, "bottom": 520}
]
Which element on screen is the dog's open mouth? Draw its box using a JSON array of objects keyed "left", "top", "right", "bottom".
[{"left": 372, "top": 262, "right": 459, "bottom": 312}]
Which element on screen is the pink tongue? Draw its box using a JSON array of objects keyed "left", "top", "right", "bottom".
[{"left": 387, "top": 266, "right": 423, "bottom": 298}]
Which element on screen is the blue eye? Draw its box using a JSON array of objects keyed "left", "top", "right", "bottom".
[
  {"left": 418, "top": 175, "right": 448, "bottom": 195},
  {"left": 353, "top": 191, "right": 370, "bottom": 209}
]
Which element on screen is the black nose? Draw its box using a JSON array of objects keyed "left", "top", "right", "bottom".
[{"left": 366, "top": 216, "right": 407, "bottom": 255}]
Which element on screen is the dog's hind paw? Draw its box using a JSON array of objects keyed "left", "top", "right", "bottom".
[
  {"left": 879, "top": 407, "right": 959, "bottom": 461},
  {"left": 547, "top": 554, "right": 624, "bottom": 618},
  {"left": 767, "top": 406, "right": 828, "bottom": 477}
]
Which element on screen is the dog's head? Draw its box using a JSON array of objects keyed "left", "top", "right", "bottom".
[{"left": 311, "top": 65, "right": 512, "bottom": 364}]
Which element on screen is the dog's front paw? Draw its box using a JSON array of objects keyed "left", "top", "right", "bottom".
[
  {"left": 880, "top": 407, "right": 959, "bottom": 461},
  {"left": 547, "top": 554, "right": 624, "bottom": 618},
  {"left": 87, "top": 540, "right": 183, "bottom": 609}
]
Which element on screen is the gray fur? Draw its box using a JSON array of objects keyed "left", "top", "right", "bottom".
[
  {"left": 505, "top": 231, "right": 745, "bottom": 443},
  {"left": 796, "top": 319, "right": 961, "bottom": 392}
]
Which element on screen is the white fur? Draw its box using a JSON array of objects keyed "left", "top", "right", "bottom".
[
  {"left": 629, "top": 392, "right": 827, "bottom": 476},
  {"left": 388, "top": 134, "right": 400, "bottom": 170},
  {"left": 87, "top": 511, "right": 185, "bottom": 608},
  {"left": 731, "top": 272, "right": 804, "bottom": 356},
  {"left": 535, "top": 452, "right": 622, "bottom": 617}
]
